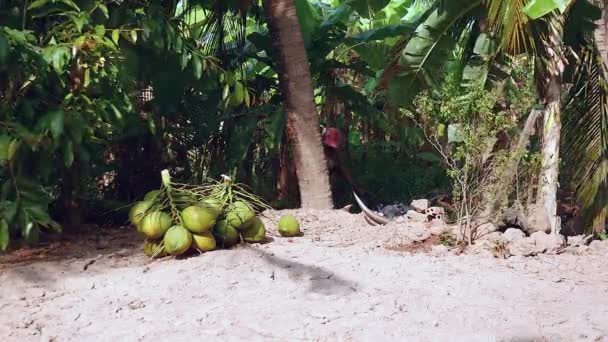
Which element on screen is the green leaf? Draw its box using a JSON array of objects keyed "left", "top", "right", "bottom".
[
  {"left": 320, "top": 3, "right": 354, "bottom": 30},
  {"left": 233, "top": 82, "right": 245, "bottom": 104},
  {"left": 192, "top": 54, "right": 202, "bottom": 80},
  {"left": 42, "top": 46, "right": 71, "bottom": 73},
  {"left": 523, "top": 0, "right": 572, "bottom": 19},
  {"left": 295, "top": 0, "right": 321, "bottom": 48},
  {"left": 348, "top": 23, "right": 415, "bottom": 43},
  {"left": 0, "top": 33, "right": 9, "bottom": 66},
  {"left": 94, "top": 25, "right": 105, "bottom": 37},
  {"left": 47, "top": 110, "right": 65, "bottom": 139},
  {"left": 83, "top": 68, "right": 90, "bottom": 87},
  {"left": 0, "top": 220, "right": 8, "bottom": 252},
  {"left": 22, "top": 221, "right": 39, "bottom": 246},
  {"left": 63, "top": 140, "right": 74, "bottom": 167},
  {"left": 28, "top": 0, "right": 50, "bottom": 10},
  {"left": 0, "top": 135, "right": 10, "bottom": 161},
  {"left": 97, "top": 3, "right": 109, "bottom": 18},
  {"left": 244, "top": 86, "right": 251, "bottom": 107},
  {"left": 222, "top": 83, "right": 230, "bottom": 101},
  {"left": 351, "top": 0, "right": 391, "bottom": 18},
  {"left": 180, "top": 51, "right": 189, "bottom": 70},
  {"left": 72, "top": 16, "right": 85, "bottom": 32},
  {"left": 24, "top": 204, "right": 61, "bottom": 232},
  {"left": 387, "top": 0, "right": 480, "bottom": 106},
  {"left": 109, "top": 103, "right": 123, "bottom": 121},
  {"left": 25, "top": 204, "right": 51, "bottom": 222},
  {"left": 130, "top": 30, "right": 138, "bottom": 43},
  {"left": 60, "top": 0, "right": 80, "bottom": 11},
  {"left": 111, "top": 29, "right": 120, "bottom": 45},
  {"left": 8, "top": 139, "right": 19, "bottom": 160},
  {"left": 0, "top": 201, "right": 17, "bottom": 224},
  {"left": 175, "top": 36, "right": 183, "bottom": 52}
]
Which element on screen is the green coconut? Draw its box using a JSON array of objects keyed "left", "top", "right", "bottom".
[
  {"left": 213, "top": 219, "right": 240, "bottom": 248},
  {"left": 143, "top": 190, "right": 162, "bottom": 201},
  {"left": 163, "top": 225, "right": 192, "bottom": 255},
  {"left": 200, "top": 197, "right": 223, "bottom": 214},
  {"left": 181, "top": 205, "right": 218, "bottom": 233},
  {"left": 225, "top": 200, "right": 256, "bottom": 230},
  {"left": 278, "top": 215, "right": 300, "bottom": 237},
  {"left": 129, "top": 201, "right": 153, "bottom": 228},
  {"left": 191, "top": 231, "right": 216, "bottom": 252},
  {"left": 140, "top": 211, "right": 172, "bottom": 239},
  {"left": 241, "top": 217, "right": 266, "bottom": 243},
  {"left": 143, "top": 240, "right": 167, "bottom": 258}
]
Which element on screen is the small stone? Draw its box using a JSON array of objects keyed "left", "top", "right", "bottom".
[
  {"left": 531, "top": 231, "right": 565, "bottom": 253},
  {"left": 429, "top": 219, "right": 448, "bottom": 236},
  {"left": 406, "top": 210, "right": 428, "bottom": 223},
  {"left": 410, "top": 199, "right": 429, "bottom": 213},
  {"left": 589, "top": 239, "right": 608, "bottom": 251},
  {"left": 503, "top": 228, "right": 525, "bottom": 243},
  {"left": 397, "top": 222, "right": 431, "bottom": 242},
  {"left": 509, "top": 237, "right": 538, "bottom": 257}
]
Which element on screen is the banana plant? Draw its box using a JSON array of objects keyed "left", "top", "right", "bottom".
[{"left": 379, "top": 0, "right": 607, "bottom": 233}]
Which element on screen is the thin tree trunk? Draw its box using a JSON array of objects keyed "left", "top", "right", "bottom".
[
  {"left": 264, "top": 0, "right": 333, "bottom": 209},
  {"left": 61, "top": 162, "right": 82, "bottom": 232},
  {"left": 538, "top": 76, "right": 562, "bottom": 234},
  {"left": 277, "top": 134, "right": 300, "bottom": 207}
]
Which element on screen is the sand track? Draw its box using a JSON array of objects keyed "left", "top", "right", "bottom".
[{"left": 1, "top": 210, "right": 607, "bottom": 341}]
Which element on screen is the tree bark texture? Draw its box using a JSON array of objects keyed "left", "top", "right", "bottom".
[
  {"left": 538, "top": 76, "right": 562, "bottom": 234},
  {"left": 264, "top": 0, "right": 333, "bottom": 209}
]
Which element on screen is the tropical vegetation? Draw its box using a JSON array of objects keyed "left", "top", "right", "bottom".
[{"left": 0, "top": 0, "right": 606, "bottom": 251}]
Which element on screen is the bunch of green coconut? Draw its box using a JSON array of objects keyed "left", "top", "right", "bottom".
[{"left": 128, "top": 170, "right": 272, "bottom": 258}]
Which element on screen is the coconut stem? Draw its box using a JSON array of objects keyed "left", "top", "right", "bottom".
[
  {"left": 161, "top": 169, "right": 172, "bottom": 190},
  {"left": 161, "top": 170, "right": 183, "bottom": 225}
]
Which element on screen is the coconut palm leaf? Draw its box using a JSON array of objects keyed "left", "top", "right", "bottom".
[
  {"left": 182, "top": 1, "right": 261, "bottom": 59},
  {"left": 483, "top": 0, "right": 535, "bottom": 54},
  {"left": 380, "top": 0, "right": 482, "bottom": 106},
  {"left": 562, "top": 45, "right": 608, "bottom": 233},
  {"left": 561, "top": 0, "right": 607, "bottom": 233}
]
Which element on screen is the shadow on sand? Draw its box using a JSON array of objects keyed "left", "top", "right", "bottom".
[
  {"left": 243, "top": 244, "right": 357, "bottom": 296},
  {"left": 0, "top": 225, "right": 145, "bottom": 286}
]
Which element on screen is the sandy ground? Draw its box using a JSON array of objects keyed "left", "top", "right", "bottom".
[{"left": 1, "top": 209, "right": 608, "bottom": 342}]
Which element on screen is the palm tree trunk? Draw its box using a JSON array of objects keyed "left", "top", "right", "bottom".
[
  {"left": 263, "top": 0, "right": 333, "bottom": 209},
  {"left": 593, "top": 0, "right": 607, "bottom": 62},
  {"left": 538, "top": 75, "right": 562, "bottom": 234}
]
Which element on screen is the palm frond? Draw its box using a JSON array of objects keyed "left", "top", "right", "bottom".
[
  {"left": 483, "top": 0, "right": 534, "bottom": 54},
  {"left": 562, "top": 1, "right": 608, "bottom": 233},
  {"left": 184, "top": 1, "right": 261, "bottom": 61},
  {"left": 378, "top": 0, "right": 482, "bottom": 106}
]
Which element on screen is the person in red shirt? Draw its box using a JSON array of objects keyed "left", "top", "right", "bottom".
[{"left": 322, "top": 127, "right": 370, "bottom": 207}]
